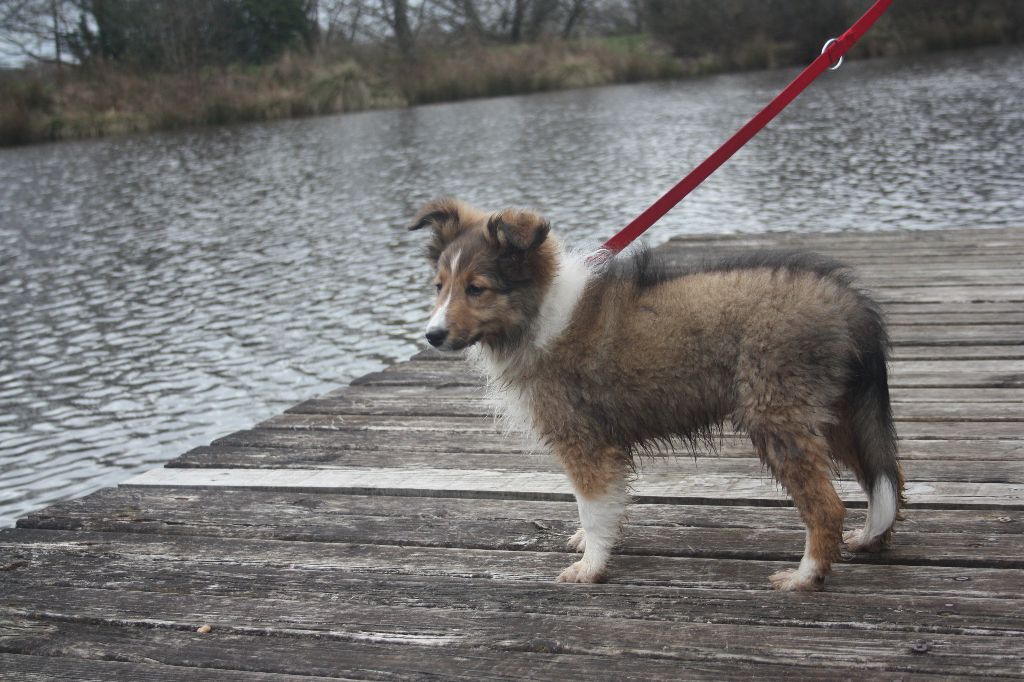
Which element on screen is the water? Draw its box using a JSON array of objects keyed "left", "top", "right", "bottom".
[{"left": 2, "top": 46, "right": 1023, "bottom": 527}]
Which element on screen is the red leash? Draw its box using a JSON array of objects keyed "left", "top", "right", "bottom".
[{"left": 596, "top": 0, "right": 893, "bottom": 257}]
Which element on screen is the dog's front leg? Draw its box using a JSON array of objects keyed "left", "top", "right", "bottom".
[{"left": 554, "top": 444, "right": 630, "bottom": 583}]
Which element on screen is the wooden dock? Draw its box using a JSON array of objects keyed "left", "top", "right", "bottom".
[{"left": 2, "top": 226, "right": 1022, "bottom": 680}]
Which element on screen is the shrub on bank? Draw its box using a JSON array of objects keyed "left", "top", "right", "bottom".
[
  {"left": 0, "top": 41, "right": 684, "bottom": 146},
  {"left": 399, "top": 39, "right": 683, "bottom": 105},
  {"left": 0, "top": 55, "right": 397, "bottom": 145},
  {"left": 0, "top": 74, "right": 55, "bottom": 145}
]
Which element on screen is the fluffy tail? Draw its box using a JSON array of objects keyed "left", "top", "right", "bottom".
[{"left": 848, "top": 302, "right": 906, "bottom": 543}]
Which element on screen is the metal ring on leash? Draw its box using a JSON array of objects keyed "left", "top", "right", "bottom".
[{"left": 821, "top": 38, "right": 843, "bottom": 71}]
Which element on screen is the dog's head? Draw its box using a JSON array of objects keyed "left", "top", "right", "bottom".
[{"left": 409, "top": 198, "right": 556, "bottom": 352}]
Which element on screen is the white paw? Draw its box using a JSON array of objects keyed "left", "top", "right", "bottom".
[
  {"left": 843, "top": 529, "right": 883, "bottom": 553},
  {"left": 567, "top": 528, "right": 586, "bottom": 552},
  {"left": 556, "top": 560, "right": 606, "bottom": 584},
  {"left": 769, "top": 568, "right": 824, "bottom": 592}
]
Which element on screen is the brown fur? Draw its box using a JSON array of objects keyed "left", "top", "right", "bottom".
[{"left": 411, "top": 198, "right": 905, "bottom": 589}]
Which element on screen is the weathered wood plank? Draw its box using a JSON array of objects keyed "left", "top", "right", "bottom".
[
  {"left": 896, "top": 360, "right": 1024, "bottom": 372},
  {"left": 289, "top": 393, "right": 1023, "bottom": 421},
  {"left": 2, "top": 586, "right": 1022, "bottom": 677},
  {"left": 121, "top": 467, "right": 1024, "bottom": 509},
  {"left": 20, "top": 488, "right": 1024, "bottom": 539},
  {"left": 199, "top": 429, "right": 1024, "bottom": 462},
  {"left": 851, "top": 287, "right": 1024, "bottom": 304},
  {"left": 658, "top": 243, "right": 1024, "bottom": 256},
  {"left": 3, "top": 563, "right": 1022, "bottom": 640},
  {"left": 657, "top": 245, "right": 1024, "bottom": 261},
  {"left": 0, "top": 617, "right": 963, "bottom": 681},
  {"left": 162, "top": 445, "right": 1024, "bottom": 483},
  {"left": 893, "top": 403, "right": 1023, "bottom": 421},
  {"left": 891, "top": 388, "right": 1024, "bottom": 402},
  {"left": 299, "top": 376, "right": 1024, "bottom": 404},
  {"left": 350, "top": 361, "right": 1024, "bottom": 388},
  {"left": 4, "top": 529, "right": 1021, "bottom": 599},
  {"left": 410, "top": 346, "right": 1024, "bottom": 363},
  {"left": 177, "top": 443, "right": 557, "bottom": 469},
  {"left": 376, "top": 358, "right": 1024, "bottom": 376},
  {"left": 409, "top": 346, "right": 1024, "bottom": 360},
  {"left": 353, "top": 368, "right": 1024, "bottom": 388},
  {"left": 256, "top": 412, "right": 1024, "bottom": 440},
  {"left": 165, "top": 438, "right": 1024, "bottom": 475},
  {"left": 884, "top": 302, "right": 1024, "bottom": 314},
  {"left": 17, "top": 489, "right": 1024, "bottom": 567},
  {"left": 656, "top": 237, "right": 1024, "bottom": 253},
  {"left": 888, "top": 313, "right": 1024, "bottom": 325},
  {"left": 857, "top": 270, "right": 1024, "bottom": 281},
  {"left": 658, "top": 225, "right": 1024, "bottom": 243},
  {"left": 658, "top": 229, "right": 1024, "bottom": 246},
  {"left": 665, "top": 258, "right": 1024, "bottom": 274},
  {"left": 0, "top": 618, "right": 773, "bottom": 682},
  {"left": 381, "top": 357, "right": 1024, "bottom": 374},
  {"left": 0, "top": 653, "right": 353, "bottom": 682},
  {"left": 317, "top": 382, "right": 1024, "bottom": 407},
  {"left": 892, "top": 347, "right": 1024, "bottom": 361}
]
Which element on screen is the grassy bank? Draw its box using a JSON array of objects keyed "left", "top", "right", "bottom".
[
  {"left": 1, "top": 21, "right": 1020, "bottom": 147},
  {"left": 397, "top": 37, "right": 683, "bottom": 105},
  {"left": 0, "top": 54, "right": 398, "bottom": 145},
  {"left": 0, "top": 38, "right": 682, "bottom": 146}
]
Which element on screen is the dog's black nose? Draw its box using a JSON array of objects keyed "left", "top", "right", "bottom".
[{"left": 425, "top": 328, "right": 448, "bottom": 347}]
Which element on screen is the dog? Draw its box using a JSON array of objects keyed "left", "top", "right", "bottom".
[{"left": 410, "top": 197, "right": 905, "bottom": 591}]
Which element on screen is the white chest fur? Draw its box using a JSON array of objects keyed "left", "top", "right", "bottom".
[{"left": 468, "top": 249, "right": 592, "bottom": 448}]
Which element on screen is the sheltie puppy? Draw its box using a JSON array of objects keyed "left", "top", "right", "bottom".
[{"left": 410, "top": 197, "right": 906, "bottom": 591}]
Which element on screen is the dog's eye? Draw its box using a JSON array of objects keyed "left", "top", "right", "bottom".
[
  {"left": 465, "top": 284, "right": 485, "bottom": 297},
  {"left": 434, "top": 283, "right": 443, "bottom": 294}
]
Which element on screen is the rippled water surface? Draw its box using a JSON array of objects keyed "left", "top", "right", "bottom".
[{"left": 2, "top": 46, "right": 1023, "bottom": 527}]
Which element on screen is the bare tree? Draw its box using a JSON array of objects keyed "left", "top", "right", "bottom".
[
  {"left": 381, "top": 0, "right": 415, "bottom": 56},
  {"left": 524, "top": 0, "right": 556, "bottom": 41},
  {"left": 459, "top": 0, "right": 483, "bottom": 37},
  {"left": 0, "top": 0, "right": 72, "bottom": 64},
  {"left": 508, "top": 0, "right": 525, "bottom": 41},
  {"left": 321, "top": 0, "right": 367, "bottom": 46},
  {"left": 491, "top": 0, "right": 593, "bottom": 43},
  {"left": 560, "top": 0, "right": 585, "bottom": 38}
]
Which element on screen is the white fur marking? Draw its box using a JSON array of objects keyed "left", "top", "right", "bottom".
[
  {"left": 533, "top": 251, "right": 590, "bottom": 349},
  {"left": 572, "top": 483, "right": 629, "bottom": 578},
  {"left": 862, "top": 476, "right": 897, "bottom": 540},
  {"left": 426, "top": 293, "right": 451, "bottom": 335},
  {"left": 796, "top": 530, "right": 821, "bottom": 581},
  {"left": 425, "top": 250, "right": 461, "bottom": 336}
]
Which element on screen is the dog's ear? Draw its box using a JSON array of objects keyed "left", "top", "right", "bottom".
[
  {"left": 485, "top": 209, "right": 550, "bottom": 253},
  {"left": 485, "top": 209, "right": 551, "bottom": 283},
  {"left": 408, "top": 198, "right": 480, "bottom": 264}
]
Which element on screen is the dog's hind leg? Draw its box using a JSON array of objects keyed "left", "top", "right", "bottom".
[
  {"left": 752, "top": 429, "right": 845, "bottom": 591},
  {"left": 554, "top": 444, "right": 630, "bottom": 584},
  {"left": 842, "top": 465, "right": 905, "bottom": 553},
  {"left": 828, "top": 416, "right": 902, "bottom": 553},
  {"left": 841, "top": 316, "right": 905, "bottom": 552}
]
